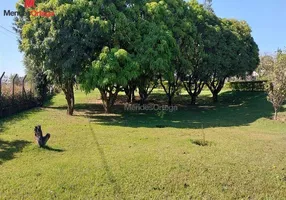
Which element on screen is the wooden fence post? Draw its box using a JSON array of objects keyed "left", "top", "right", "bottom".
[
  {"left": 22, "top": 75, "right": 27, "bottom": 97},
  {"left": 0, "top": 72, "right": 5, "bottom": 98},
  {"left": 12, "top": 74, "right": 18, "bottom": 100}
]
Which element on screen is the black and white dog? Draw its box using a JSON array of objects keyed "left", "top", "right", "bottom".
[{"left": 34, "top": 125, "right": 50, "bottom": 147}]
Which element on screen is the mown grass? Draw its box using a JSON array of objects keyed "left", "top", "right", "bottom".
[{"left": 0, "top": 89, "right": 286, "bottom": 199}]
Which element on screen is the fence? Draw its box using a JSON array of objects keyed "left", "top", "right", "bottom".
[{"left": 0, "top": 72, "right": 38, "bottom": 118}]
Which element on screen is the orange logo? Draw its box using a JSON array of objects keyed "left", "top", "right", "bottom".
[{"left": 25, "top": 0, "right": 35, "bottom": 8}]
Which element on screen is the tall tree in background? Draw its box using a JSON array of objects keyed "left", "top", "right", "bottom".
[
  {"left": 257, "top": 55, "right": 275, "bottom": 79},
  {"left": 182, "top": 1, "right": 209, "bottom": 105},
  {"left": 135, "top": 23, "right": 174, "bottom": 105},
  {"left": 205, "top": 19, "right": 259, "bottom": 102},
  {"left": 145, "top": 0, "right": 192, "bottom": 106},
  {"left": 203, "top": 0, "right": 214, "bottom": 13},
  {"left": 24, "top": 56, "right": 49, "bottom": 103}
]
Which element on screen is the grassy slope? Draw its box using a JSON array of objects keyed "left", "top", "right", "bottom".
[{"left": 0, "top": 90, "right": 286, "bottom": 199}]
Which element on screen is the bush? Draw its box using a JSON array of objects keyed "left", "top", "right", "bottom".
[{"left": 229, "top": 81, "right": 267, "bottom": 91}]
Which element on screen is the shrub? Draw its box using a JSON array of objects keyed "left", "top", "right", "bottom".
[
  {"left": 229, "top": 81, "right": 267, "bottom": 91},
  {"left": 0, "top": 92, "right": 39, "bottom": 118}
]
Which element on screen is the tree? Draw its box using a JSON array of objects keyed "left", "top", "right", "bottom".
[
  {"left": 78, "top": 1, "right": 143, "bottom": 111},
  {"left": 181, "top": 35, "right": 207, "bottom": 105},
  {"left": 15, "top": 0, "right": 260, "bottom": 111},
  {"left": 257, "top": 55, "right": 275, "bottom": 79},
  {"left": 265, "top": 50, "right": 286, "bottom": 120},
  {"left": 145, "top": 0, "right": 191, "bottom": 106},
  {"left": 205, "top": 19, "right": 259, "bottom": 102},
  {"left": 182, "top": 1, "right": 209, "bottom": 105},
  {"left": 135, "top": 22, "right": 177, "bottom": 105},
  {"left": 15, "top": 0, "right": 108, "bottom": 115},
  {"left": 189, "top": 1, "right": 225, "bottom": 103},
  {"left": 203, "top": 0, "right": 214, "bottom": 13},
  {"left": 24, "top": 56, "right": 49, "bottom": 103},
  {"left": 81, "top": 47, "right": 139, "bottom": 113}
]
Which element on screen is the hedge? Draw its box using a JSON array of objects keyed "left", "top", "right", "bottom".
[
  {"left": 229, "top": 80, "right": 268, "bottom": 92},
  {"left": 0, "top": 92, "right": 39, "bottom": 118}
]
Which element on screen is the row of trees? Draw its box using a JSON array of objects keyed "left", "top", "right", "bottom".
[{"left": 15, "top": 0, "right": 259, "bottom": 114}]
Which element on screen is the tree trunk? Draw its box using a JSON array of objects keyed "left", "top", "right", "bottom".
[
  {"left": 183, "top": 81, "right": 204, "bottom": 106},
  {"left": 190, "top": 94, "right": 197, "bottom": 105},
  {"left": 103, "top": 103, "right": 112, "bottom": 113},
  {"left": 63, "top": 81, "right": 75, "bottom": 115},
  {"left": 212, "top": 91, "right": 218, "bottom": 103},
  {"left": 99, "top": 88, "right": 119, "bottom": 113},
  {"left": 131, "top": 90, "right": 135, "bottom": 102},
  {"left": 206, "top": 78, "right": 226, "bottom": 103},
  {"left": 126, "top": 93, "right": 132, "bottom": 103},
  {"left": 274, "top": 108, "right": 278, "bottom": 120},
  {"left": 159, "top": 77, "right": 176, "bottom": 107},
  {"left": 100, "top": 90, "right": 110, "bottom": 113},
  {"left": 139, "top": 88, "right": 148, "bottom": 105},
  {"left": 125, "top": 85, "right": 136, "bottom": 103},
  {"left": 125, "top": 89, "right": 132, "bottom": 103},
  {"left": 168, "top": 95, "right": 172, "bottom": 106}
]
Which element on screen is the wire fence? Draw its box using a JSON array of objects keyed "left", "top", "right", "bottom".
[{"left": 0, "top": 72, "right": 38, "bottom": 118}]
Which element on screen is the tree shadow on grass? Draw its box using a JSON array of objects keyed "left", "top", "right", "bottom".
[
  {"left": 0, "top": 139, "right": 31, "bottom": 165},
  {"left": 88, "top": 123, "right": 122, "bottom": 198},
  {"left": 41, "top": 91, "right": 278, "bottom": 129},
  {"left": 0, "top": 108, "right": 42, "bottom": 133},
  {"left": 86, "top": 91, "right": 276, "bottom": 129}
]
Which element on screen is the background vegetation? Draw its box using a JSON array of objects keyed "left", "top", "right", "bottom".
[{"left": 15, "top": 0, "right": 259, "bottom": 115}]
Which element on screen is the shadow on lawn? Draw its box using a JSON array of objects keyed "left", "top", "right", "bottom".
[
  {"left": 0, "top": 108, "right": 42, "bottom": 133},
  {"left": 0, "top": 139, "right": 31, "bottom": 165},
  {"left": 86, "top": 91, "right": 276, "bottom": 129},
  {"left": 88, "top": 123, "right": 122, "bottom": 198},
  {"left": 43, "top": 91, "right": 278, "bottom": 129}
]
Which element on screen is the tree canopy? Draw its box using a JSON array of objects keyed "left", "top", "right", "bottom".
[{"left": 15, "top": 0, "right": 259, "bottom": 113}]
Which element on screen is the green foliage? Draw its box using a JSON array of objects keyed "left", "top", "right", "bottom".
[
  {"left": 81, "top": 47, "right": 139, "bottom": 92},
  {"left": 15, "top": 0, "right": 110, "bottom": 114},
  {"left": 34, "top": 72, "right": 49, "bottom": 103},
  {"left": 265, "top": 50, "right": 286, "bottom": 120},
  {"left": 24, "top": 56, "right": 50, "bottom": 103},
  {"left": 81, "top": 47, "right": 139, "bottom": 112},
  {"left": 15, "top": 0, "right": 260, "bottom": 111},
  {"left": 190, "top": 3, "right": 260, "bottom": 102}
]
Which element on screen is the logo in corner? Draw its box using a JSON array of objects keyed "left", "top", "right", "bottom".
[
  {"left": 3, "top": 0, "right": 54, "bottom": 18},
  {"left": 25, "top": 0, "right": 35, "bottom": 8}
]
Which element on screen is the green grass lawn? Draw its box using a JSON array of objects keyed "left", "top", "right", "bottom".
[{"left": 0, "top": 90, "right": 286, "bottom": 199}]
